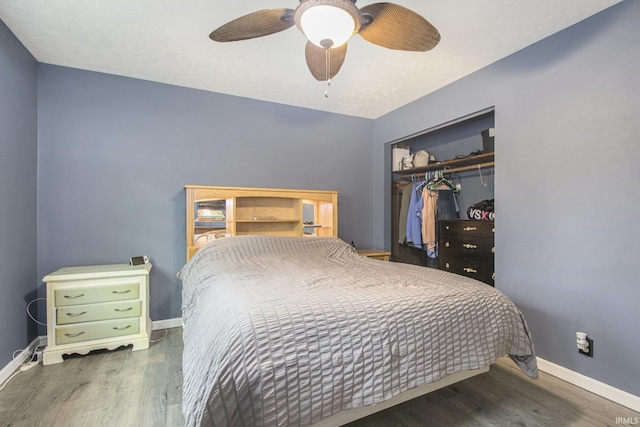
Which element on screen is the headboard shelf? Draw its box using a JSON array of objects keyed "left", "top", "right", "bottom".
[{"left": 185, "top": 185, "right": 338, "bottom": 261}]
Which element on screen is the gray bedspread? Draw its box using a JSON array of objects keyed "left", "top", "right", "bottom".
[{"left": 178, "top": 235, "right": 537, "bottom": 427}]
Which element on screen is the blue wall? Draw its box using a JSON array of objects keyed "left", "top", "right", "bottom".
[
  {"left": 374, "top": 1, "right": 640, "bottom": 396},
  {"left": 2, "top": 0, "right": 638, "bottom": 402},
  {"left": 0, "top": 20, "right": 38, "bottom": 367},
  {"left": 36, "top": 65, "right": 374, "bottom": 323}
]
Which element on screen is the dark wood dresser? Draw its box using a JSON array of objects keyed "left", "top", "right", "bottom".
[{"left": 438, "top": 220, "right": 495, "bottom": 286}]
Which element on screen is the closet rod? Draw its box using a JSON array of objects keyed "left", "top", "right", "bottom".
[{"left": 397, "top": 161, "right": 494, "bottom": 180}]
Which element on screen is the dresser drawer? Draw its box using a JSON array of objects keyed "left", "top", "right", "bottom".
[
  {"left": 439, "top": 235, "right": 494, "bottom": 260},
  {"left": 439, "top": 256, "right": 494, "bottom": 286},
  {"left": 55, "top": 282, "right": 139, "bottom": 307},
  {"left": 56, "top": 300, "right": 142, "bottom": 325},
  {"left": 56, "top": 318, "right": 141, "bottom": 345},
  {"left": 440, "top": 220, "right": 494, "bottom": 237}
]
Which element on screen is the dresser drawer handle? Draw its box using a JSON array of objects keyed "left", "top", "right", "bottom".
[
  {"left": 463, "top": 267, "right": 478, "bottom": 274},
  {"left": 445, "top": 242, "right": 450, "bottom": 247},
  {"left": 491, "top": 247, "right": 495, "bottom": 253},
  {"left": 113, "top": 325, "right": 132, "bottom": 331},
  {"left": 65, "top": 311, "right": 87, "bottom": 317},
  {"left": 64, "top": 331, "right": 85, "bottom": 338},
  {"left": 114, "top": 307, "right": 133, "bottom": 312},
  {"left": 463, "top": 227, "right": 477, "bottom": 232},
  {"left": 112, "top": 290, "right": 132, "bottom": 295},
  {"left": 463, "top": 243, "right": 477, "bottom": 249},
  {"left": 63, "top": 293, "right": 85, "bottom": 299}
]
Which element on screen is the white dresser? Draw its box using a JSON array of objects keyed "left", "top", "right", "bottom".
[{"left": 42, "top": 263, "right": 152, "bottom": 365}]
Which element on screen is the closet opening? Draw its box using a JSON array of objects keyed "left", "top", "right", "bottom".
[{"left": 388, "top": 108, "right": 495, "bottom": 285}]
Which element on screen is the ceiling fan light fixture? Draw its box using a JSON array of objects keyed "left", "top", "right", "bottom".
[{"left": 295, "top": 0, "right": 361, "bottom": 48}]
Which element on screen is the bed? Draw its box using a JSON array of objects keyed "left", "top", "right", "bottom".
[{"left": 178, "top": 235, "right": 537, "bottom": 427}]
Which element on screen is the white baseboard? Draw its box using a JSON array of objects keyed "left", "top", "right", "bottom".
[
  {"left": 537, "top": 357, "right": 640, "bottom": 412},
  {"left": 0, "top": 335, "right": 45, "bottom": 387},
  {"left": 152, "top": 317, "right": 182, "bottom": 330}
]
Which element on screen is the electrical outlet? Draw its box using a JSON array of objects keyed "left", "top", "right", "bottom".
[
  {"left": 576, "top": 332, "right": 593, "bottom": 357},
  {"left": 578, "top": 337, "right": 594, "bottom": 357}
]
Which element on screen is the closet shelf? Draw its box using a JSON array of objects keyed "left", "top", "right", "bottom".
[{"left": 393, "top": 152, "right": 494, "bottom": 175}]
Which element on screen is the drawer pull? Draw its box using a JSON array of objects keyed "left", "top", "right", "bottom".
[
  {"left": 65, "top": 311, "right": 87, "bottom": 317},
  {"left": 111, "top": 290, "right": 132, "bottom": 295},
  {"left": 463, "top": 227, "right": 477, "bottom": 232},
  {"left": 64, "top": 293, "right": 85, "bottom": 299},
  {"left": 463, "top": 243, "right": 477, "bottom": 249},
  {"left": 114, "top": 307, "right": 133, "bottom": 312},
  {"left": 445, "top": 242, "right": 450, "bottom": 247},
  {"left": 113, "top": 325, "right": 132, "bottom": 331},
  {"left": 463, "top": 267, "right": 478, "bottom": 274},
  {"left": 491, "top": 247, "right": 495, "bottom": 253},
  {"left": 64, "top": 331, "right": 85, "bottom": 338}
]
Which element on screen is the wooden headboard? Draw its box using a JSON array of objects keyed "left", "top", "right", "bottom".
[{"left": 185, "top": 185, "right": 338, "bottom": 261}]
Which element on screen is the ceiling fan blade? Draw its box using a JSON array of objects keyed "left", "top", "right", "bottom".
[
  {"left": 210, "top": 9, "right": 295, "bottom": 42},
  {"left": 358, "top": 3, "right": 440, "bottom": 51},
  {"left": 305, "top": 42, "right": 348, "bottom": 81}
]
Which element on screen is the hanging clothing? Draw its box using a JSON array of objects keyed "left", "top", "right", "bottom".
[
  {"left": 405, "top": 181, "right": 425, "bottom": 249},
  {"left": 398, "top": 183, "right": 413, "bottom": 245},
  {"left": 403, "top": 176, "right": 460, "bottom": 256},
  {"left": 423, "top": 184, "right": 460, "bottom": 258},
  {"left": 437, "top": 189, "right": 459, "bottom": 222},
  {"left": 422, "top": 189, "right": 439, "bottom": 257}
]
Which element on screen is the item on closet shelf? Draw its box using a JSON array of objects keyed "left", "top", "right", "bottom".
[
  {"left": 481, "top": 128, "right": 495, "bottom": 153},
  {"left": 392, "top": 147, "right": 411, "bottom": 171},
  {"left": 467, "top": 199, "right": 494, "bottom": 221},
  {"left": 453, "top": 149, "right": 485, "bottom": 160},
  {"left": 401, "top": 155, "right": 414, "bottom": 170},
  {"left": 413, "top": 150, "right": 431, "bottom": 167}
]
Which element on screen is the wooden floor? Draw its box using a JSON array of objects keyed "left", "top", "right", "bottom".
[{"left": 1, "top": 328, "right": 638, "bottom": 426}]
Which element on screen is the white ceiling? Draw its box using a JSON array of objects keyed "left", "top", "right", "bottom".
[{"left": 0, "top": 0, "right": 622, "bottom": 119}]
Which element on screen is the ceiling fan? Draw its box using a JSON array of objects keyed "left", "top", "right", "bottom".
[{"left": 210, "top": 0, "right": 441, "bottom": 82}]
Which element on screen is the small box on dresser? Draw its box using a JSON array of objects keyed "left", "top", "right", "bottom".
[
  {"left": 42, "top": 263, "right": 152, "bottom": 365},
  {"left": 438, "top": 220, "right": 494, "bottom": 286}
]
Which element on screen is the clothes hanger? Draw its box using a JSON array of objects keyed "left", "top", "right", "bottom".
[
  {"left": 416, "top": 172, "right": 430, "bottom": 191},
  {"left": 427, "top": 170, "right": 460, "bottom": 192}
]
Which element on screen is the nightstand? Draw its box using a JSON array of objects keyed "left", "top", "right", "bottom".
[
  {"left": 357, "top": 249, "right": 391, "bottom": 261},
  {"left": 42, "top": 263, "right": 152, "bottom": 365}
]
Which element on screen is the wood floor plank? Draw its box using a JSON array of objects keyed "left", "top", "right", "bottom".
[{"left": 1, "top": 328, "right": 638, "bottom": 426}]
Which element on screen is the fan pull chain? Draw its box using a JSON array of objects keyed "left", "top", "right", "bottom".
[{"left": 324, "top": 47, "right": 331, "bottom": 98}]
